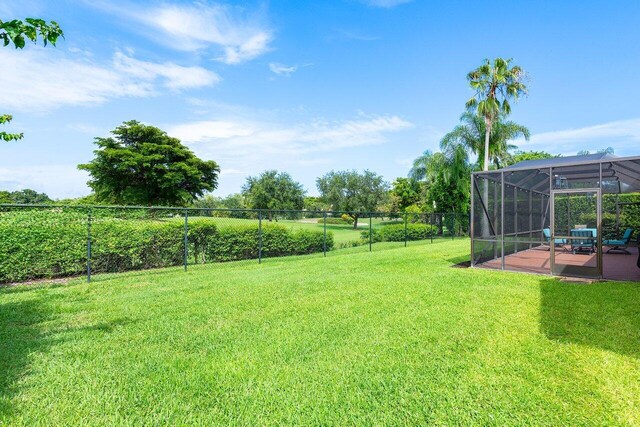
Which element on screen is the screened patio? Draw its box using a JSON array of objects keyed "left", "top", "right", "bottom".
[{"left": 470, "top": 153, "right": 640, "bottom": 281}]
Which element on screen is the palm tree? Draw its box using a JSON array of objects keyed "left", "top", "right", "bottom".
[
  {"left": 409, "top": 150, "right": 446, "bottom": 183},
  {"left": 410, "top": 147, "right": 468, "bottom": 184},
  {"left": 466, "top": 58, "right": 528, "bottom": 171},
  {"left": 410, "top": 146, "right": 471, "bottom": 234},
  {"left": 440, "top": 112, "right": 530, "bottom": 169}
]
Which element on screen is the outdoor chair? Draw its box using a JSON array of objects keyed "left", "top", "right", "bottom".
[
  {"left": 542, "top": 228, "right": 566, "bottom": 251},
  {"left": 570, "top": 229, "right": 595, "bottom": 254},
  {"left": 604, "top": 228, "right": 634, "bottom": 254}
]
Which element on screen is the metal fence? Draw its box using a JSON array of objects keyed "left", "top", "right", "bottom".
[{"left": 0, "top": 204, "right": 469, "bottom": 284}]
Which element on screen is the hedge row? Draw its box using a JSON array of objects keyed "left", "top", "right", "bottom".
[
  {"left": 360, "top": 223, "right": 437, "bottom": 243},
  {"left": 0, "top": 210, "right": 332, "bottom": 283},
  {"left": 190, "top": 223, "right": 332, "bottom": 263}
]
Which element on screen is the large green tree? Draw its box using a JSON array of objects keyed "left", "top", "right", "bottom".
[
  {"left": 242, "top": 170, "right": 306, "bottom": 220},
  {"left": 389, "top": 177, "right": 421, "bottom": 212},
  {"left": 1, "top": 18, "right": 63, "bottom": 141},
  {"left": 466, "top": 58, "right": 528, "bottom": 171},
  {"left": 79, "top": 121, "right": 220, "bottom": 206},
  {"left": 440, "top": 112, "right": 530, "bottom": 170},
  {"left": 316, "top": 170, "right": 389, "bottom": 229}
]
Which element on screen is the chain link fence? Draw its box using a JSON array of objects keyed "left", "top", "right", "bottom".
[{"left": 0, "top": 204, "right": 469, "bottom": 284}]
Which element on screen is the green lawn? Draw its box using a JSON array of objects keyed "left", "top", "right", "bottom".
[{"left": 1, "top": 240, "right": 639, "bottom": 425}]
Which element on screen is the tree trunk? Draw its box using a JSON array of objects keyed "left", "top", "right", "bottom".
[
  {"left": 352, "top": 215, "right": 359, "bottom": 229},
  {"left": 481, "top": 117, "right": 492, "bottom": 238},
  {"left": 483, "top": 117, "right": 492, "bottom": 172}
]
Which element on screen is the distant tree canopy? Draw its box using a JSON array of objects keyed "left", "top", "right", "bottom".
[
  {"left": 506, "top": 150, "right": 558, "bottom": 166},
  {"left": 0, "top": 188, "right": 52, "bottom": 204},
  {"left": 316, "top": 170, "right": 389, "bottom": 229},
  {"left": 79, "top": 121, "right": 220, "bottom": 206},
  {"left": 241, "top": 170, "right": 306, "bottom": 220},
  {"left": 1, "top": 18, "right": 63, "bottom": 142},
  {"left": 303, "top": 196, "right": 330, "bottom": 212},
  {"left": 577, "top": 147, "right": 615, "bottom": 156},
  {"left": 192, "top": 193, "right": 249, "bottom": 218},
  {"left": 56, "top": 194, "right": 97, "bottom": 205},
  {"left": 191, "top": 194, "right": 224, "bottom": 210}
]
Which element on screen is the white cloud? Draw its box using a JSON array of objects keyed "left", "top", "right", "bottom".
[
  {"left": 269, "top": 62, "right": 298, "bottom": 76},
  {"left": 0, "top": 165, "right": 90, "bottom": 199},
  {"left": 167, "top": 113, "right": 412, "bottom": 195},
  {"left": 169, "top": 114, "right": 413, "bottom": 154},
  {"left": 66, "top": 123, "right": 103, "bottom": 134},
  {"left": 517, "top": 118, "right": 640, "bottom": 156},
  {"left": 112, "top": 51, "right": 220, "bottom": 90},
  {"left": 163, "top": 113, "right": 414, "bottom": 194},
  {"left": 169, "top": 120, "right": 256, "bottom": 142},
  {"left": 0, "top": 48, "right": 220, "bottom": 111},
  {"left": 94, "top": 2, "right": 273, "bottom": 64},
  {"left": 361, "top": 0, "right": 413, "bottom": 8}
]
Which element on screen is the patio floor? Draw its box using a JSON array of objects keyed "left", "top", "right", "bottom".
[{"left": 479, "top": 245, "right": 640, "bottom": 281}]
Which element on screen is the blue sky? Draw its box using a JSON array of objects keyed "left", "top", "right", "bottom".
[{"left": 1, "top": 0, "right": 640, "bottom": 199}]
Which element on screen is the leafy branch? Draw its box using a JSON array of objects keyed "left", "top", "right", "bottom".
[
  {"left": 0, "top": 115, "right": 23, "bottom": 142},
  {"left": 0, "top": 18, "right": 63, "bottom": 48},
  {"left": 1, "top": 18, "right": 63, "bottom": 142}
]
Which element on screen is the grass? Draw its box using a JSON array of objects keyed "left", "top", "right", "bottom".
[{"left": 1, "top": 239, "right": 639, "bottom": 425}]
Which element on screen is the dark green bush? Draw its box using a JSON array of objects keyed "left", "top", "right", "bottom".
[
  {"left": 360, "top": 223, "right": 436, "bottom": 243},
  {"left": 90, "top": 219, "right": 190, "bottom": 274},
  {"left": 0, "top": 210, "right": 331, "bottom": 283},
  {"left": 197, "top": 224, "right": 332, "bottom": 262},
  {"left": 316, "top": 217, "right": 353, "bottom": 225}
]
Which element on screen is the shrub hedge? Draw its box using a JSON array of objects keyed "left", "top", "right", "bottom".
[
  {"left": 0, "top": 210, "right": 332, "bottom": 283},
  {"left": 360, "top": 223, "right": 437, "bottom": 243}
]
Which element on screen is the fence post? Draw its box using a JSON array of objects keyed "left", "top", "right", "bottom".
[
  {"left": 323, "top": 210, "right": 327, "bottom": 257},
  {"left": 369, "top": 215, "right": 372, "bottom": 252},
  {"left": 258, "top": 210, "right": 262, "bottom": 264},
  {"left": 430, "top": 213, "right": 433, "bottom": 244},
  {"left": 87, "top": 208, "right": 92, "bottom": 283},
  {"left": 404, "top": 212, "right": 408, "bottom": 247},
  {"left": 451, "top": 212, "right": 455, "bottom": 240},
  {"left": 183, "top": 209, "right": 188, "bottom": 271}
]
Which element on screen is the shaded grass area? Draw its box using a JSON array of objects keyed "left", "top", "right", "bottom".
[{"left": 1, "top": 239, "right": 639, "bottom": 425}]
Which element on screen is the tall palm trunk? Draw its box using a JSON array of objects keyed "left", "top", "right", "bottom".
[
  {"left": 483, "top": 117, "right": 492, "bottom": 172},
  {"left": 481, "top": 116, "right": 492, "bottom": 238}
]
